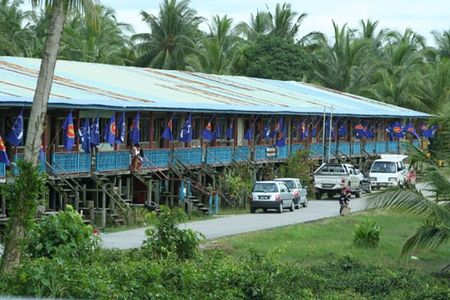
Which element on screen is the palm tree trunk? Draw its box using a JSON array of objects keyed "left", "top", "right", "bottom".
[
  {"left": 24, "top": 1, "right": 66, "bottom": 165},
  {"left": 1, "top": 1, "right": 66, "bottom": 274}
]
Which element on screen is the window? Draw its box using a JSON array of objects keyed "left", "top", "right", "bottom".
[
  {"left": 253, "top": 183, "right": 278, "bottom": 193},
  {"left": 371, "top": 161, "right": 396, "bottom": 173},
  {"left": 140, "top": 118, "right": 149, "bottom": 142}
]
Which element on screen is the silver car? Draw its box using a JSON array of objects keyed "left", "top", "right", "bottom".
[
  {"left": 274, "top": 178, "right": 308, "bottom": 209},
  {"left": 250, "top": 181, "right": 295, "bottom": 213}
]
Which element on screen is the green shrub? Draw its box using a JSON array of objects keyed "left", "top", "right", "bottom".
[
  {"left": 143, "top": 206, "right": 203, "bottom": 260},
  {"left": 353, "top": 219, "right": 381, "bottom": 248},
  {"left": 27, "top": 205, "right": 99, "bottom": 258}
]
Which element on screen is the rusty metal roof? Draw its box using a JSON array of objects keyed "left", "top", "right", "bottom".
[{"left": 0, "top": 56, "right": 428, "bottom": 118}]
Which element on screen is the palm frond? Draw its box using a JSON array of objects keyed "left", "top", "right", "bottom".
[{"left": 401, "top": 219, "right": 450, "bottom": 255}]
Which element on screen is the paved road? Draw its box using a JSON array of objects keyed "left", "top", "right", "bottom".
[{"left": 101, "top": 197, "right": 369, "bottom": 249}]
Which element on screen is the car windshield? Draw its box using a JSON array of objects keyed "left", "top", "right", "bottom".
[
  {"left": 371, "top": 161, "right": 396, "bottom": 173},
  {"left": 279, "top": 180, "right": 295, "bottom": 189},
  {"left": 317, "top": 165, "right": 345, "bottom": 174},
  {"left": 253, "top": 183, "right": 278, "bottom": 193}
]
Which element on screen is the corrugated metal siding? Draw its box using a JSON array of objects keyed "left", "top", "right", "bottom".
[{"left": 0, "top": 56, "right": 428, "bottom": 118}]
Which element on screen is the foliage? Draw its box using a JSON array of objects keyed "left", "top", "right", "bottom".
[
  {"left": 1, "top": 248, "right": 449, "bottom": 299},
  {"left": 1, "top": 161, "right": 46, "bottom": 272},
  {"left": 123, "top": 206, "right": 151, "bottom": 227},
  {"left": 26, "top": 205, "right": 99, "bottom": 259},
  {"left": 223, "top": 165, "right": 253, "bottom": 207},
  {"left": 278, "top": 149, "right": 315, "bottom": 193},
  {"left": 143, "top": 206, "right": 203, "bottom": 260},
  {"left": 353, "top": 219, "right": 381, "bottom": 247}
]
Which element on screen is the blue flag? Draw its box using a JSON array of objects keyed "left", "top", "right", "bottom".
[
  {"left": 130, "top": 112, "right": 140, "bottom": 145},
  {"left": 403, "top": 123, "right": 420, "bottom": 139},
  {"left": 202, "top": 120, "right": 214, "bottom": 141},
  {"left": 104, "top": 114, "right": 116, "bottom": 146},
  {"left": 78, "top": 119, "right": 91, "bottom": 154},
  {"left": 62, "top": 112, "right": 76, "bottom": 151},
  {"left": 39, "top": 145, "right": 46, "bottom": 165},
  {"left": 300, "top": 120, "right": 308, "bottom": 140},
  {"left": 274, "top": 117, "right": 286, "bottom": 147},
  {"left": 162, "top": 116, "right": 174, "bottom": 141},
  {"left": 420, "top": 124, "right": 437, "bottom": 139},
  {"left": 225, "top": 120, "right": 234, "bottom": 139},
  {"left": 213, "top": 121, "right": 221, "bottom": 140},
  {"left": 115, "top": 112, "right": 126, "bottom": 145},
  {"left": 90, "top": 116, "right": 100, "bottom": 146},
  {"left": 0, "top": 136, "right": 10, "bottom": 166},
  {"left": 354, "top": 122, "right": 367, "bottom": 139},
  {"left": 180, "top": 113, "right": 192, "bottom": 143},
  {"left": 338, "top": 122, "right": 347, "bottom": 137},
  {"left": 7, "top": 110, "right": 24, "bottom": 146},
  {"left": 263, "top": 118, "right": 271, "bottom": 139},
  {"left": 391, "top": 121, "right": 404, "bottom": 139}
]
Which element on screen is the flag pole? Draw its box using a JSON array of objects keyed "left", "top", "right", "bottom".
[
  {"left": 328, "top": 105, "right": 334, "bottom": 162},
  {"left": 322, "top": 106, "right": 326, "bottom": 163}
]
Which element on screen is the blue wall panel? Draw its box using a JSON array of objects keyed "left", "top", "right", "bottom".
[
  {"left": 144, "top": 149, "right": 170, "bottom": 169},
  {"left": 208, "top": 147, "right": 233, "bottom": 165},
  {"left": 291, "top": 143, "right": 304, "bottom": 156},
  {"left": 352, "top": 142, "right": 361, "bottom": 156},
  {"left": 234, "top": 146, "right": 250, "bottom": 162},
  {"left": 339, "top": 142, "right": 351, "bottom": 156},
  {"left": 388, "top": 141, "right": 399, "bottom": 153},
  {"left": 175, "top": 148, "right": 202, "bottom": 166},
  {"left": 96, "top": 151, "right": 130, "bottom": 172},
  {"left": 376, "top": 141, "right": 387, "bottom": 154}
]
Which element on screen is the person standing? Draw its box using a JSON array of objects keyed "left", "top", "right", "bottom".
[{"left": 131, "top": 143, "right": 141, "bottom": 172}]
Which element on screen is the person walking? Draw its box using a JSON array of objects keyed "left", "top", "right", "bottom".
[{"left": 339, "top": 187, "right": 351, "bottom": 216}]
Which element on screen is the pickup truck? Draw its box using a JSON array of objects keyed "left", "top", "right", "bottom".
[{"left": 313, "top": 163, "right": 363, "bottom": 199}]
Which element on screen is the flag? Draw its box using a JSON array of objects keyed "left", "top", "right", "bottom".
[
  {"left": 311, "top": 119, "right": 319, "bottom": 138},
  {"left": 213, "top": 121, "right": 221, "bottom": 140},
  {"left": 274, "top": 117, "right": 286, "bottom": 147},
  {"left": 78, "top": 118, "right": 91, "bottom": 154},
  {"left": 0, "top": 136, "right": 10, "bottom": 166},
  {"left": 62, "top": 111, "right": 76, "bottom": 151},
  {"left": 130, "top": 112, "right": 140, "bottom": 145},
  {"left": 116, "top": 112, "right": 126, "bottom": 144},
  {"left": 263, "top": 118, "right": 272, "bottom": 139},
  {"left": 338, "top": 122, "right": 347, "bottom": 137},
  {"left": 104, "top": 114, "right": 116, "bottom": 146},
  {"left": 366, "top": 125, "right": 375, "bottom": 139},
  {"left": 225, "top": 120, "right": 234, "bottom": 139},
  {"left": 6, "top": 110, "right": 24, "bottom": 146},
  {"left": 391, "top": 121, "right": 404, "bottom": 139},
  {"left": 162, "top": 116, "right": 174, "bottom": 141},
  {"left": 354, "top": 122, "right": 367, "bottom": 139},
  {"left": 244, "top": 127, "right": 253, "bottom": 140},
  {"left": 179, "top": 113, "right": 192, "bottom": 143},
  {"left": 90, "top": 116, "right": 100, "bottom": 146},
  {"left": 403, "top": 123, "right": 420, "bottom": 139},
  {"left": 299, "top": 120, "right": 308, "bottom": 140},
  {"left": 39, "top": 145, "right": 45, "bottom": 165},
  {"left": 420, "top": 124, "right": 437, "bottom": 139},
  {"left": 202, "top": 117, "right": 214, "bottom": 141}
]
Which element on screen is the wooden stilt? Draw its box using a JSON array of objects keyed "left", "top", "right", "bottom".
[{"left": 101, "top": 185, "right": 106, "bottom": 228}]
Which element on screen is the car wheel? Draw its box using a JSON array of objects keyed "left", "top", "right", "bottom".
[
  {"left": 302, "top": 199, "right": 308, "bottom": 207},
  {"left": 327, "top": 192, "right": 335, "bottom": 199},
  {"left": 263, "top": 208, "right": 267, "bottom": 213},
  {"left": 278, "top": 202, "right": 283, "bottom": 213},
  {"left": 315, "top": 192, "right": 322, "bottom": 200},
  {"left": 367, "top": 185, "right": 372, "bottom": 193},
  {"left": 290, "top": 200, "right": 295, "bottom": 212},
  {"left": 250, "top": 208, "right": 256, "bottom": 214},
  {"left": 355, "top": 184, "right": 362, "bottom": 198}
]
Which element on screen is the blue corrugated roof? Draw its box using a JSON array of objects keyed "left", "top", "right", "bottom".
[{"left": 0, "top": 56, "right": 429, "bottom": 118}]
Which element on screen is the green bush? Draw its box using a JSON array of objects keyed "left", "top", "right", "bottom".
[
  {"left": 27, "top": 205, "right": 99, "bottom": 258},
  {"left": 353, "top": 219, "right": 382, "bottom": 248},
  {"left": 143, "top": 206, "right": 203, "bottom": 260}
]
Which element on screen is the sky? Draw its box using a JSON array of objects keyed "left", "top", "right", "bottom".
[{"left": 99, "top": 0, "right": 450, "bottom": 44}]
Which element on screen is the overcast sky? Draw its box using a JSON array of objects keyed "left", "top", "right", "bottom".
[{"left": 98, "top": 0, "right": 450, "bottom": 44}]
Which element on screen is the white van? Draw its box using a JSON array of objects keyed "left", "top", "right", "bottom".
[{"left": 369, "top": 155, "right": 408, "bottom": 188}]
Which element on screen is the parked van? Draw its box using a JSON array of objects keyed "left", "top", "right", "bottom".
[{"left": 369, "top": 155, "right": 408, "bottom": 188}]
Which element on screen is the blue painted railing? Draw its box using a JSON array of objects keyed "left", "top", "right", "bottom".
[
  {"left": 0, "top": 162, "right": 5, "bottom": 177},
  {"left": 51, "top": 152, "right": 90, "bottom": 174},
  {"left": 12, "top": 153, "right": 46, "bottom": 175},
  {"left": 234, "top": 146, "right": 250, "bottom": 162},
  {"left": 310, "top": 143, "right": 323, "bottom": 158},
  {"left": 255, "top": 145, "right": 267, "bottom": 161},
  {"left": 208, "top": 147, "right": 233, "bottom": 165},
  {"left": 143, "top": 149, "right": 170, "bottom": 169},
  {"left": 388, "top": 141, "right": 399, "bottom": 153},
  {"left": 352, "top": 142, "right": 361, "bottom": 156},
  {"left": 96, "top": 151, "right": 130, "bottom": 172},
  {"left": 278, "top": 146, "right": 288, "bottom": 159},
  {"left": 175, "top": 148, "right": 202, "bottom": 166},
  {"left": 339, "top": 142, "right": 351, "bottom": 156},
  {"left": 291, "top": 143, "right": 304, "bottom": 156}
]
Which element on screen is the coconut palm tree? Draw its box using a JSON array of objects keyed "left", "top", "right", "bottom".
[
  {"left": 132, "top": 0, "right": 203, "bottom": 69},
  {"left": 2, "top": 0, "right": 99, "bottom": 274},
  {"left": 311, "top": 21, "right": 370, "bottom": 93},
  {"left": 193, "top": 15, "right": 237, "bottom": 74},
  {"left": 432, "top": 29, "right": 450, "bottom": 59},
  {"left": 59, "top": 5, "right": 132, "bottom": 65},
  {"left": 267, "top": 2, "right": 307, "bottom": 41},
  {"left": 370, "top": 144, "right": 450, "bottom": 265},
  {"left": 235, "top": 10, "right": 271, "bottom": 41},
  {"left": 0, "top": 0, "right": 33, "bottom": 56}
]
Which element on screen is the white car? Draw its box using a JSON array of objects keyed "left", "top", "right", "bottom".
[
  {"left": 369, "top": 155, "right": 408, "bottom": 188},
  {"left": 313, "top": 163, "right": 363, "bottom": 199},
  {"left": 274, "top": 178, "right": 308, "bottom": 209},
  {"left": 250, "top": 181, "right": 295, "bottom": 213}
]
